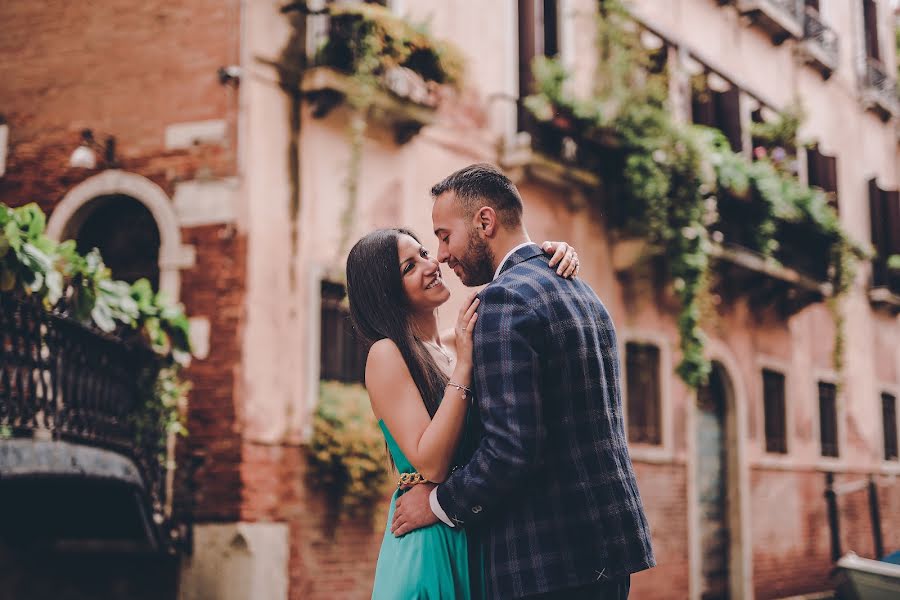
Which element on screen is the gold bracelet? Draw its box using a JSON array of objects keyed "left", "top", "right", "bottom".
[{"left": 398, "top": 472, "right": 430, "bottom": 488}]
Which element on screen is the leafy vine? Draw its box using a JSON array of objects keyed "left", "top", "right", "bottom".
[{"left": 523, "top": 0, "right": 866, "bottom": 387}]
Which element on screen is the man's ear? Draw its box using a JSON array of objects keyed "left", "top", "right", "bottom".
[{"left": 475, "top": 207, "right": 498, "bottom": 237}]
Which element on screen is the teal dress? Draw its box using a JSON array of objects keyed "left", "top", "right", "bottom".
[{"left": 372, "top": 420, "right": 486, "bottom": 599}]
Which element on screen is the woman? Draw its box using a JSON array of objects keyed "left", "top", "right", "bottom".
[{"left": 346, "top": 228, "right": 579, "bottom": 599}]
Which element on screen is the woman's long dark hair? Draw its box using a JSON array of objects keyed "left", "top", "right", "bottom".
[{"left": 346, "top": 228, "right": 448, "bottom": 418}]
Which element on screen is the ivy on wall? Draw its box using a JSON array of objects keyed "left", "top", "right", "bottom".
[{"left": 523, "top": 0, "right": 867, "bottom": 387}]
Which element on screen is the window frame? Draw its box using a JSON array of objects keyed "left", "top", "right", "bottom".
[
  {"left": 755, "top": 358, "right": 792, "bottom": 461},
  {"left": 816, "top": 379, "right": 840, "bottom": 460},
  {"left": 619, "top": 330, "right": 674, "bottom": 463}
]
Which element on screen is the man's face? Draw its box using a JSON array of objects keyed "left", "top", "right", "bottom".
[{"left": 432, "top": 191, "right": 496, "bottom": 287}]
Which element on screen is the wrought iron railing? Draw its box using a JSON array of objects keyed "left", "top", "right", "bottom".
[
  {"left": 863, "top": 57, "right": 899, "bottom": 113},
  {"left": 768, "top": 0, "right": 804, "bottom": 22},
  {"left": 0, "top": 293, "right": 177, "bottom": 548},
  {"left": 803, "top": 7, "right": 838, "bottom": 67}
]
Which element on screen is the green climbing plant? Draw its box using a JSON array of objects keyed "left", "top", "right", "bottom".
[{"left": 523, "top": 0, "right": 866, "bottom": 388}]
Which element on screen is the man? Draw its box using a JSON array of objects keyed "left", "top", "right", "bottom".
[{"left": 391, "top": 163, "right": 654, "bottom": 599}]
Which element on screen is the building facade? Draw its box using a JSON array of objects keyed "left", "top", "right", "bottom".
[{"left": 1, "top": 1, "right": 899, "bottom": 599}]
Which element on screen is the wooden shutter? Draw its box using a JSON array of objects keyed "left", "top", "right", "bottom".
[
  {"left": 626, "top": 342, "right": 662, "bottom": 445},
  {"left": 870, "top": 178, "right": 887, "bottom": 256},
  {"left": 886, "top": 190, "right": 900, "bottom": 255},
  {"left": 518, "top": 0, "right": 538, "bottom": 130},
  {"left": 691, "top": 74, "right": 716, "bottom": 128},
  {"left": 542, "top": 0, "right": 559, "bottom": 58},
  {"left": 807, "top": 145, "right": 822, "bottom": 188},
  {"left": 716, "top": 85, "right": 743, "bottom": 153},
  {"left": 763, "top": 369, "right": 787, "bottom": 454},
  {"left": 884, "top": 393, "right": 898, "bottom": 461},
  {"left": 320, "top": 281, "right": 366, "bottom": 383},
  {"left": 863, "top": 0, "right": 880, "bottom": 61},
  {"left": 818, "top": 382, "right": 838, "bottom": 458}
]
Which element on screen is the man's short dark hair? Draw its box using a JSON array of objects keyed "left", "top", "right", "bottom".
[{"left": 430, "top": 163, "right": 524, "bottom": 227}]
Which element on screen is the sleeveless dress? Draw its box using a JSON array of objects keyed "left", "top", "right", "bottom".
[{"left": 371, "top": 419, "right": 486, "bottom": 599}]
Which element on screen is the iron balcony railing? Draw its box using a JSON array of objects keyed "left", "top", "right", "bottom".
[
  {"left": 0, "top": 293, "right": 180, "bottom": 550},
  {"left": 802, "top": 7, "right": 839, "bottom": 68},
  {"left": 863, "top": 57, "right": 899, "bottom": 114}
]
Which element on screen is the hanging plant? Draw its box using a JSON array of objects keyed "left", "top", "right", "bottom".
[{"left": 307, "top": 380, "right": 390, "bottom": 513}]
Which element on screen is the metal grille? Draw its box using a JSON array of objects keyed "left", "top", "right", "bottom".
[
  {"left": 0, "top": 293, "right": 172, "bottom": 545},
  {"left": 803, "top": 7, "right": 838, "bottom": 66}
]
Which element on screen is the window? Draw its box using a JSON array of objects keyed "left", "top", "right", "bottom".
[
  {"left": 818, "top": 382, "right": 839, "bottom": 458},
  {"left": 807, "top": 144, "right": 839, "bottom": 212},
  {"left": 862, "top": 0, "right": 880, "bottom": 62},
  {"left": 625, "top": 342, "right": 662, "bottom": 445},
  {"left": 868, "top": 178, "right": 900, "bottom": 290},
  {"left": 518, "top": 0, "right": 560, "bottom": 130},
  {"left": 762, "top": 369, "right": 787, "bottom": 454},
  {"left": 319, "top": 281, "right": 368, "bottom": 383},
  {"left": 690, "top": 70, "right": 742, "bottom": 152},
  {"left": 884, "top": 393, "right": 898, "bottom": 461}
]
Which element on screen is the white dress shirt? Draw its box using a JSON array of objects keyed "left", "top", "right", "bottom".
[{"left": 429, "top": 240, "right": 535, "bottom": 527}]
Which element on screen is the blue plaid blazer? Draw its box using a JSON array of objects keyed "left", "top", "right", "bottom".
[{"left": 436, "top": 244, "right": 655, "bottom": 598}]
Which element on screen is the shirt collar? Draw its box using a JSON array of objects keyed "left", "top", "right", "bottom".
[{"left": 493, "top": 241, "right": 535, "bottom": 281}]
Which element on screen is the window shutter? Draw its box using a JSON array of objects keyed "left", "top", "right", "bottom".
[
  {"left": 883, "top": 393, "right": 898, "bottom": 461},
  {"left": 885, "top": 190, "right": 900, "bottom": 256},
  {"left": 626, "top": 342, "right": 662, "bottom": 445},
  {"left": 818, "top": 382, "right": 838, "bottom": 458},
  {"left": 542, "top": 0, "right": 559, "bottom": 58},
  {"left": 807, "top": 144, "right": 821, "bottom": 188},
  {"left": 863, "top": 0, "right": 880, "bottom": 61},
  {"left": 716, "top": 86, "right": 743, "bottom": 153},
  {"left": 870, "top": 179, "right": 887, "bottom": 257},
  {"left": 763, "top": 369, "right": 787, "bottom": 454}
]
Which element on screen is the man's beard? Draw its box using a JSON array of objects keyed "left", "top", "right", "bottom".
[{"left": 456, "top": 227, "right": 496, "bottom": 287}]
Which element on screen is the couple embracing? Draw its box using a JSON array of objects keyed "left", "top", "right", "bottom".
[{"left": 345, "top": 164, "right": 655, "bottom": 600}]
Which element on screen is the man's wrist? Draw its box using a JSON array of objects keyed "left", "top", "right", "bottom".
[{"left": 429, "top": 487, "right": 454, "bottom": 527}]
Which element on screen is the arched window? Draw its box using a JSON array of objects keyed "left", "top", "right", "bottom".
[{"left": 71, "top": 194, "right": 161, "bottom": 289}]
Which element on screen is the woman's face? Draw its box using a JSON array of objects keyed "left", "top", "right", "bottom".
[{"left": 397, "top": 233, "right": 450, "bottom": 312}]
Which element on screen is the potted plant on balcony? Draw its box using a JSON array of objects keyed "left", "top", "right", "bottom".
[{"left": 0, "top": 202, "right": 191, "bottom": 462}]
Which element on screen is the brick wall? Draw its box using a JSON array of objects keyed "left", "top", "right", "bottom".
[
  {"left": 631, "top": 461, "right": 691, "bottom": 600},
  {"left": 241, "top": 442, "right": 392, "bottom": 600},
  {"left": 750, "top": 468, "right": 856, "bottom": 599},
  {"left": 0, "top": 0, "right": 244, "bottom": 523}
]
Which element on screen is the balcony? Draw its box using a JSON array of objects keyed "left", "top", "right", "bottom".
[
  {"left": 300, "top": 66, "right": 439, "bottom": 144},
  {"left": 281, "top": 2, "right": 462, "bottom": 144},
  {"left": 730, "top": 0, "right": 804, "bottom": 44},
  {"left": 0, "top": 294, "right": 184, "bottom": 552},
  {"left": 869, "top": 260, "right": 900, "bottom": 314},
  {"left": 500, "top": 111, "right": 611, "bottom": 192},
  {"left": 861, "top": 57, "right": 899, "bottom": 120},
  {"left": 798, "top": 6, "right": 839, "bottom": 78}
]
